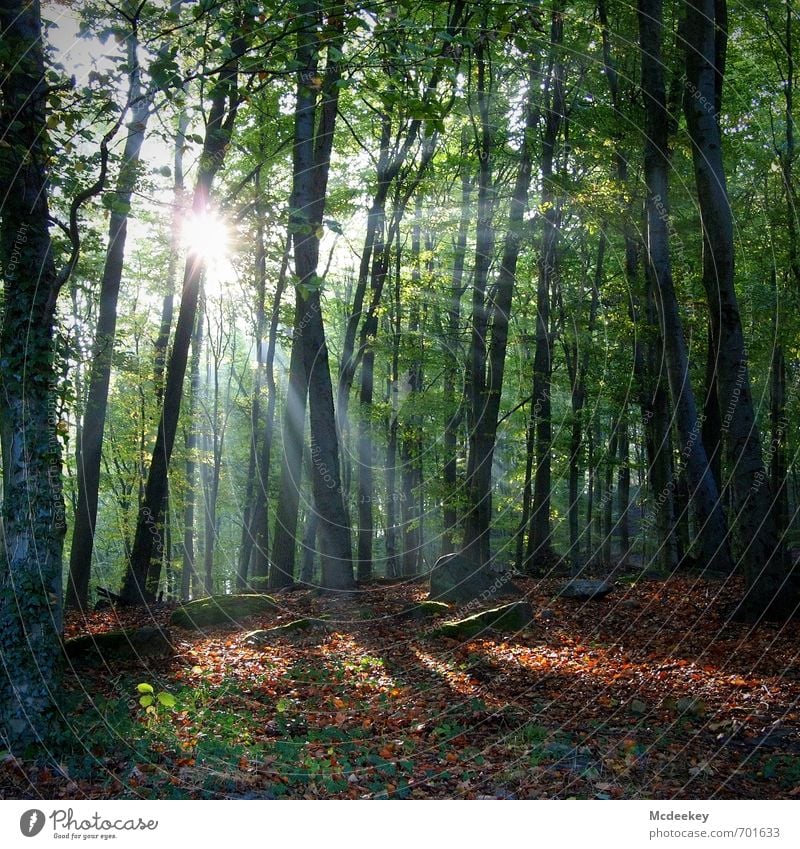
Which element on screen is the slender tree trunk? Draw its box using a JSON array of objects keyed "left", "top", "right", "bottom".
[
  {"left": 617, "top": 420, "right": 631, "bottom": 555},
  {"left": 181, "top": 304, "right": 204, "bottom": 601},
  {"left": 385, "top": 246, "right": 402, "bottom": 578},
  {"left": 529, "top": 6, "right": 565, "bottom": 565},
  {"left": 638, "top": 0, "right": 732, "bottom": 574},
  {"left": 462, "top": 48, "right": 541, "bottom": 574},
  {"left": 148, "top": 105, "right": 190, "bottom": 599},
  {"left": 122, "top": 59, "right": 239, "bottom": 604},
  {"left": 515, "top": 407, "right": 536, "bottom": 570},
  {"left": 242, "top": 215, "right": 289, "bottom": 588},
  {"left": 602, "top": 425, "right": 618, "bottom": 566},
  {"left": 585, "top": 425, "right": 595, "bottom": 559},
  {"left": 442, "top": 157, "right": 472, "bottom": 554},
  {"left": 67, "top": 37, "right": 152, "bottom": 611},
  {"left": 0, "top": 0, "right": 67, "bottom": 751},
  {"left": 565, "top": 233, "right": 603, "bottom": 568},
  {"left": 269, "top": 298, "right": 309, "bottom": 587}
]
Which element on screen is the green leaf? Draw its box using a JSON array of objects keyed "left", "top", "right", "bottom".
[
  {"left": 157, "top": 692, "right": 177, "bottom": 708},
  {"left": 136, "top": 683, "right": 154, "bottom": 694},
  {"left": 276, "top": 697, "right": 291, "bottom": 713},
  {"left": 139, "top": 695, "right": 154, "bottom": 708}
]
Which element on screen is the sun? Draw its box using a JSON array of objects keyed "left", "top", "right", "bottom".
[{"left": 182, "top": 208, "right": 230, "bottom": 266}]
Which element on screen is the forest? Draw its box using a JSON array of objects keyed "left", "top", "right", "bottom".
[{"left": 1, "top": 0, "right": 799, "bottom": 801}]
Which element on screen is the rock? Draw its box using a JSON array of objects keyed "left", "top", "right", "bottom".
[
  {"left": 64, "top": 626, "right": 173, "bottom": 664},
  {"left": 243, "top": 618, "right": 327, "bottom": 645},
  {"left": 558, "top": 578, "right": 615, "bottom": 601},
  {"left": 429, "top": 553, "right": 518, "bottom": 603},
  {"left": 396, "top": 600, "right": 451, "bottom": 621},
  {"left": 431, "top": 601, "right": 534, "bottom": 639},
  {"left": 676, "top": 696, "right": 707, "bottom": 717},
  {"left": 171, "top": 593, "right": 278, "bottom": 629},
  {"left": 629, "top": 698, "right": 649, "bottom": 715}
]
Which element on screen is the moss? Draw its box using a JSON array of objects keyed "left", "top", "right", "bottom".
[
  {"left": 243, "top": 618, "right": 327, "bottom": 645},
  {"left": 171, "top": 594, "right": 278, "bottom": 630},
  {"left": 431, "top": 601, "right": 534, "bottom": 639},
  {"left": 397, "top": 600, "right": 451, "bottom": 621}
]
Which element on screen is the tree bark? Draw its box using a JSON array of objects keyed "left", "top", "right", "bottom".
[
  {"left": 638, "top": 0, "right": 732, "bottom": 574},
  {"left": 286, "top": 2, "right": 353, "bottom": 590},
  {"left": 122, "top": 59, "right": 239, "bottom": 604},
  {"left": 269, "top": 297, "right": 309, "bottom": 587},
  {"left": 442, "top": 153, "right": 472, "bottom": 554},
  {"left": 462, "top": 46, "right": 541, "bottom": 574},
  {"left": 67, "top": 34, "right": 152, "bottom": 611},
  {"left": 0, "top": 0, "right": 67, "bottom": 751},
  {"left": 181, "top": 301, "right": 204, "bottom": 601},
  {"left": 683, "top": 0, "right": 792, "bottom": 616},
  {"left": 528, "top": 6, "right": 565, "bottom": 566}
]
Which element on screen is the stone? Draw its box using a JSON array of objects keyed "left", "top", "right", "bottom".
[
  {"left": 557, "top": 578, "right": 615, "bottom": 600},
  {"left": 64, "top": 626, "right": 173, "bottom": 664},
  {"left": 431, "top": 601, "right": 534, "bottom": 639},
  {"left": 429, "top": 553, "right": 518, "bottom": 603},
  {"left": 242, "top": 618, "right": 327, "bottom": 645},
  {"left": 171, "top": 593, "right": 278, "bottom": 629},
  {"left": 396, "top": 600, "right": 451, "bottom": 621}
]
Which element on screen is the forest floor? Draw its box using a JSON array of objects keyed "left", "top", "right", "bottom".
[{"left": 3, "top": 574, "right": 800, "bottom": 800}]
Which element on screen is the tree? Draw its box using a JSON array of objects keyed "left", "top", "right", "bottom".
[
  {"left": 0, "top": 0, "right": 69, "bottom": 751},
  {"left": 67, "top": 8, "right": 154, "bottom": 610},
  {"left": 281, "top": 0, "right": 353, "bottom": 590},
  {"left": 121, "top": 35, "right": 241, "bottom": 603},
  {"left": 637, "top": 0, "right": 732, "bottom": 574},
  {"left": 683, "top": 0, "right": 796, "bottom": 619}
]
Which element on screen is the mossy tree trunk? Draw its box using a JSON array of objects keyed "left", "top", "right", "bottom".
[{"left": 0, "top": 0, "right": 67, "bottom": 752}]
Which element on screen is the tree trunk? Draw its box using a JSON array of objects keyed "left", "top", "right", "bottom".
[
  {"left": 0, "top": 0, "right": 67, "bottom": 751},
  {"left": 242, "top": 215, "right": 289, "bottom": 588},
  {"left": 602, "top": 425, "right": 618, "bottom": 566},
  {"left": 442, "top": 153, "right": 472, "bottom": 554},
  {"left": 462, "top": 46, "right": 541, "bottom": 574},
  {"left": 683, "top": 0, "right": 791, "bottom": 616},
  {"left": 181, "top": 305, "right": 204, "bottom": 601},
  {"left": 385, "top": 246, "right": 402, "bottom": 578},
  {"left": 288, "top": 2, "right": 353, "bottom": 590},
  {"left": 122, "top": 59, "right": 239, "bottom": 604},
  {"left": 617, "top": 420, "right": 631, "bottom": 555},
  {"left": 269, "top": 297, "right": 309, "bottom": 587},
  {"left": 67, "top": 36, "right": 152, "bottom": 611},
  {"left": 638, "top": 0, "right": 732, "bottom": 574},
  {"left": 529, "top": 6, "right": 565, "bottom": 565}
]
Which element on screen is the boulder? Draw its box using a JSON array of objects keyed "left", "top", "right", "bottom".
[
  {"left": 431, "top": 601, "right": 534, "bottom": 639},
  {"left": 243, "top": 618, "right": 327, "bottom": 646},
  {"left": 171, "top": 593, "right": 278, "bottom": 629},
  {"left": 429, "top": 553, "right": 517, "bottom": 603},
  {"left": 557, "top": 578, "right": 614, "bottom": 601},
  {"left": 396, "top": 600, "right": 451, "bottom": 621},
  {"left": 64, "top": 626, "right": 173, "bottom": 664}
]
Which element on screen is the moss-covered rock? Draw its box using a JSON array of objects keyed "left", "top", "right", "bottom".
[
  {"left": 429, "top": 553, "right": 520, "bottom": 603},
  {"left": 557, "top": 578, "right": 614, "bottom": 600},
  {"left": 397, "top": 600, "right": 451, "bottom": 621},
  {"left": 431, "top": 601, "right": 534, "bottom": 639},
  {"left": 64, "top": 627, "right": 173, "bottom": 664},
  {"left": 243, "top": 618, "right": 327, "bottom": 646},
  {"left": 171, "top": 594, "right": 278, "bottom": 629}
]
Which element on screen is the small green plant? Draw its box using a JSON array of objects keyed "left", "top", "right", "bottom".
[
  {"left": 762, "top": 754, "right": 800, "bottom": 788},
  {"left": 136, "top": 682, "right": 177, "bottom": 720}
]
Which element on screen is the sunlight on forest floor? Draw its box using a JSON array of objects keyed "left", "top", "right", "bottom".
[{"left": 3, "top": 577, "right": 799, "bottom": 800}]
